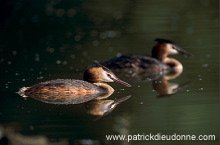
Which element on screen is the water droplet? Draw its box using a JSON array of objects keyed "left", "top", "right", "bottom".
[
  {"left": 56, "top": 60, "right": 61, "bottom": 64},
  {"left": 15, "top": 72, "right": 20, "bottom": 76},
  {"left": 186, "top": 27, "right": 194, "bottom": 34},
  {"left": 37, "top": 76, "right": 44, "bottom": 80},
  {"left": 92, "top": 40, "right": 99, "bottom": 46},
  {"left": 82, "top": 51, "right": 88, "bottom": 56},
  {"left": 29, "top": 125, "right": 34, "bottom": 130},
  {"left": 63, "top": 61, "right": 68, "bottom": 65},
  {"left": 147, "top": 78, "right": 151, "bottom": 81},
  {"left": 67, "top": 8, "right": 76, "bottom": 17},
  {"left": 71, "top": 54, "right": 76, "bottom": 59},
  {"left": 116, "top": 53, "right": 121, "bottom": 57},
  {"left": 46, "top": 47, "right": 55, "bottom": 53},
  {"left": 74, "top": 35, "right": 81, "bottom": 41},
  {"left": 56, "top": 9, "right": 65, "bottom": 17},
  {"left": 202, "top": 64, "right": 209, "bottom": 67},
  {"left": 12, "top": 51, "right": 17, "bottom": 55}
]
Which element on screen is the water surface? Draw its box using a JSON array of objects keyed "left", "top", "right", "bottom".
[{"left": 0, "top": 0, "right": 218, "bottom": 145}]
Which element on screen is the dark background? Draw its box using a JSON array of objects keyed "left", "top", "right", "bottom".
[{"left": 0, "top": 0, "right": 218, "bottom": 145}]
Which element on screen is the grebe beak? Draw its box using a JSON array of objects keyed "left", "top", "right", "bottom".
[
  {"left": 109, "top": 95, "right": 132, "bottom": 109},
  {"left": 111, "top": 95, "right": 132, "bottom": 106},
  {"left": 172, "top": 44, "right": 192, "bottom": 57},
  {"left": 110, "top": 76, "right": 132, "bottom": 87}
]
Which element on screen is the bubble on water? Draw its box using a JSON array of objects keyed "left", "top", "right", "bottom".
[
  {"left": 116, "top": 53, "right": 122, "bottom": 57},
  {"left": 205, "top": 54, "right": 211, "bottom": 58},
  {"left": 108, "top": 47, "right": 113, "bottom": 52},
  {"left": 152, "top": 89, "right": 156, "bottom": 92},
  {"left": 138, "top": 86, "right": 140, "bottom": 87},
  {"left": 186, "top": 27, "right": 194, "bottom": 34},
  {"left": 90, "top": 30, "right": 98, "bottom": 37},
  {"left": 63, "top": 61, "right": 68, "bottom": 65},
  {"left": 8, "top": 61, "right": 12, "bottom": 64},
  {"left": 82, "top": 51, "right": 88, "bottom": 56},
  {"left": 22, "top": 79, "right": 26, "bottom": 81},
  {"left": 37, "top": 76, "right": 44, "bottom": 79},
  {"left": 100, "top": 32, "right": 107, "bottom": 39},
  {"left": 75, "top": 44, "right": 82, "bottom": 50},
  {"left": 46, "top": 47, "right": 55, "bottom": 53},
  {"left": 147, "top": 78, "right": 151, "bottom": 81},
  {"left": 29, "top": 125, "right": 34, "bottom": 130},
  {"left": 92, "top": 40, "right": 99, "bottom": 46},
  {"left": 186, "top": 90, "right": 190, "bottom": 92},
  {"left": 15, "top": 72, "right": 20, "bottom": 76},
  {"left": 100, "top": 30, "right": 121, "bottom": 39},
  {"left": 56, "top": 9, "right": 65, "bottom": 17},
  {"left": 113, "top": 11, "right": 123, "bottom": 19},
  {"left": 202, "top": 64, "right": 209, "bottom": 67},
  {"left": 56, "top": 60, "right": 61, "bottom": 64},
  {"left": 12, "top": 51, "right": 17, "bottom": 55},
  {"left": 120, "top": 89, "right": 124, "bottom": 91},
  {"left": 31, "top": 15, "right": 40, "bottom": 23},
  {"left": 35, "top": 53, "right": 40, "bottom": 61},
  {"left": 140, "top": 102, "right": 143, "bottom": 105},
  {"left": 71, "top": 54, "right": 76, "bottom": 59},
  {"left": 199, "top": 88, "right": 204, "bottom": 91},
  {"left": 74, "top": 35, "right": 81, "bottom": 41},
  {"left": 198, "top": 78, "right": 202, "bottom": 81}
]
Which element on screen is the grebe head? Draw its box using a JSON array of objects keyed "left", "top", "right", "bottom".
[
  {"left": 83, "top": 61, "right": 131, "bottom": 87},
  {"left": 152, "top": 38, "right": 192, "bottom": 60}
]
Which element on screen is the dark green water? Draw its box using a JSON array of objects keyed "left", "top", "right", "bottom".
[{"left": 0, "top": 0, "right": 218, "bottom": 145}]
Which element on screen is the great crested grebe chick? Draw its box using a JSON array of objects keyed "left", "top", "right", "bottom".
[
  {"left": 18, "top": 61, "right": 131, "bottom": 98},
  {"left": 101, "top": 38, "right": 192, "bottom": 73}
]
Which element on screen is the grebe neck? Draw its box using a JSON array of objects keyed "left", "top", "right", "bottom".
[
  {"left": 163, "top": 57, "right": 183, "bottom": 72},
  {"left": 93, "top": 83, "right": 114, "bottom": 99}
]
